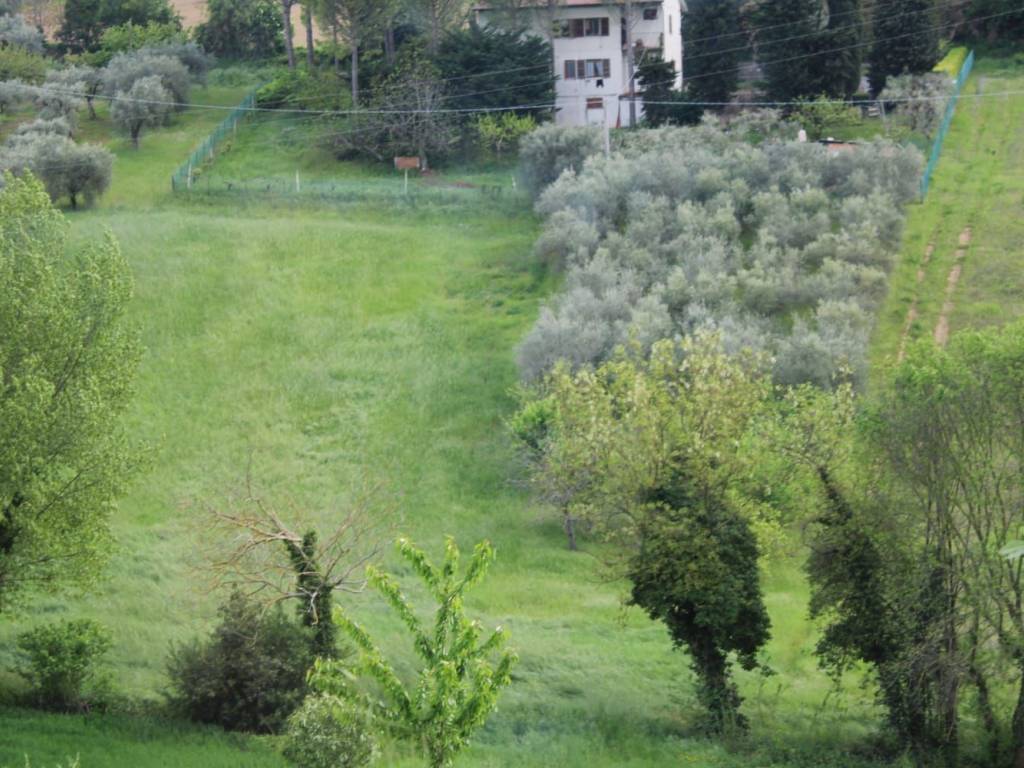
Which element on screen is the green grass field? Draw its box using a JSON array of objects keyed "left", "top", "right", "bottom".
[
  {"left": 0, "top": 79, "right": 961, "bottom": 768},
  {"left": 870, "top": 55, "right": 1024, "bottom": 376}
]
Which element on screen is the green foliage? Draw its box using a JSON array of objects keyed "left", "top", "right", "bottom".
[
  {"left": 515, "top": 337, "right": 779, "bottom": 728},
  {"left": 15, "top": 619, "right": 112, "bottom": 711},
  {"left": 0, "top": 133, "right": 114, "bottom": 208},
  {"left": 102, "top": 51, "right": 191, "bottom": 109},
  {"left": 630, "top": 476, "right": 769, "bottom": 733},
  {"left": 0, "top": 174, "right": 139, "bottom": 611},
  {"left": 0, "top": 45, "right": 46, "bottom": 83},
  {"left": 792, "top": 95, "right": 860, "bottom": 140},
  {"left": 637, "top": 53, "right": 702, "bottom": 127},
  {"left": 869, "top": 0, "right": 941, "bottom": 93},
  {"left": 282, "top": 694, "right": 378, "bottom": 768},
  {"left": 166, "top": 592, "right": 312, "bottom": 733},
  {"left": 747, "top": 0, "right": 832, "bottom": 100},
  {"left": 98, "top": 20, "right": 184, "bottom": 56},
  {"left": 436, "top": 24, "right": 554, "bottom": 114},
  {"left": 316, "top": 537, "right": 516, "bottom": 768},
  {"left": 58, "top": 0, "right": 180, "bottom": 53},
  {"left": 0, "top": 12, "right": 44, "bottom": 52},
  {"left": 475, "top": 113, "right": 535, "bottom": 158},
  {"left": 257, "top": 69, "right": 350, "bottom": 110},
  {"left": 683, "top": 0, "right": 743, "bottom": 104},
  {"left": 196, "top": 0, "right": 284, "bottom": 60},
  {"left": 963, "top": 0, "right": 1024, "bottom": 41}
]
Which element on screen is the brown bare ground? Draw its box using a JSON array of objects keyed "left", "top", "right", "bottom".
[
  {"left": 933, "top": 227, "right": 972, "bottom": 346},
  {"left": 897, "top": 242, "right": 936, "bottom": 362}
]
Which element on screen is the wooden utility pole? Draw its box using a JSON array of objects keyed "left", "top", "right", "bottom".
[{"left": 624, "top": 0, "right": 637, "bottom": 128}]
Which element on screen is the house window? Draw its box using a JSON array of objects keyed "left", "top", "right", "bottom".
[
  {"left": 563, "top": 59, "right": 612, "bottom": 80},
  {"left": 643, "top": 7, "right": 658, "bottom": 20},
  {"left": 554, "top": 16, "right": 609, "bottom": 38},
  {"left": 586, "top": 97, "right": 604, "bottom": 109}
]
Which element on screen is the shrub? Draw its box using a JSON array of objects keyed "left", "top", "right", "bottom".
[
  {"left": 475, "top": 112, "right": 536, "bottom": 158},
  {"left": 282, "top": 695, "right": 378, "bottom": 768},
  {"left": 98, "top": 20, "right": 184, "bottom": 56},
  {"left": 0, "top": 45, "right": 45, "bottom": 83},
  {"left": 517, "top": 123, "right": 603, "bottom": 196},
  {"left": 13, "top": 117, "right": 72, "bottom": 137},
  {"left": 0, "top": 77, "right": 29, "bottom": 112},
  {"left": 933, "top": 46, "right": 968, "bottom": 78},
  {"left": 166, "top": 592, "right": 312, "bottom": 733},
  {"left": 15, "top": 619, "right": 112, "bottom": 711},
  {"left": 142, "top": 42, "right": 213, "bottom": 84}
]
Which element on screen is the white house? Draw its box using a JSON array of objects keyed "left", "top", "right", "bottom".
[{"left": 474, "top": 1, "right": 686, "bottom": 128}]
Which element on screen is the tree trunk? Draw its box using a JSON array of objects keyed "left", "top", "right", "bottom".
[
  {"left": 332, "top": 23, "right": 339, "bottom": 74},
  {"left": 281, "top": 0, "right": 295, "bottom": 69},
  {"left": 69, "top": 192, "right": 77, "bottom": 210},
  {"left": 131, "top": 125, "right": 140, "bottom": 148},
  {"left": 304, "top": 4, "right": 314, "bottom": 69},
  {"left": 350, "top": 44, "right": 359, "bottom": 107},
  {"left": 564, "top": 513, "right": 577, "bottom": 551},
  {"left": 86, "top": 96, "right": 96, "bottom": 119},
  {"left": 385, "top": 24, "right": 396, "bottom": 66}
]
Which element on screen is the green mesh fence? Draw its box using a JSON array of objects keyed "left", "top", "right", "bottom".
[
  {"left": 920, "top": 50, "right": 974, "bottom": 200},
  {"left": 170, "top": 90, "right": 256, "bottom": 192}
]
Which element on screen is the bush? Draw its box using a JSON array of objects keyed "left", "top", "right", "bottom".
[
  {"left": 98, "top": 20, "right": 184, "bottom": 56},
  {"left": 141, "top": 42, "right": 213, "bottom": 84},
  {"left": 0, "top": 45, "right": 46, "bottom": 83},
  {"left": 166, "top": 592, "right": 313, "bottom": 733},
  {"left": 879, "top": 73, "right": 954, "bottom": 136},
  {"left": 0, "top": 77, "right": 29, "bottom": 113},
  {"left": 15, "top": 619, "right": 112, "bottom": 711},
  {"left": 933, "top": 46, "right": 969, "bottom": 78},
  {"left": 475, "top": 113, "right": 535, "bottom": 158},
  {"left": 517, "top": 123, "right": 603, "bottom": 196},
  {"left": 282, "top": 695, "right": 378, "bottom": 768}
]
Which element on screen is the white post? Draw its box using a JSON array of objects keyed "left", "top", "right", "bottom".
[
  {"left": 295, "top": 170, "right": 300, "bottom": 193},
  {"left": 187, "top": 162, "right": 192, "bottom": 189},
  {"left": 404, "top": 168, "right": 409, "bottom": 195}
]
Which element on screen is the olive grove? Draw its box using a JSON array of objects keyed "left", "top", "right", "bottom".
[{"left": 517, "top": 120, "right": 923, "bottom": 388}]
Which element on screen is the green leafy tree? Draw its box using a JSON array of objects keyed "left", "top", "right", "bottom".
[
  {"left": 965, "top": 0, "right": 1024, "bottom": 41},
  {"left": 0, "top": 174, "right": 140, "bottom": 612},
  {"left": 512, "top": 336, "right": 786, "bottom": 728},
  {"left": 283, "top": 694, "right": 378, "bottom": 768},
  {"left": 314, "top": 537, "right": 517, "bottom": 768},
  {"left": 683, "top": 0, "right": 743, "bottom": 104},
  {"left": 869, "top": 0, "right": 940, "bottom": 93},
  {"left": 317, "top": 0, "right": 393, "bottom": 105},
  {"left": 57, "top": 0, "right": 179, "bottom": 53},
  {"left": 196, "top": 0, "right": 284, "bottom": 60},
  {"left": 98, "top": 19, "right": 183, "bottom": 55}
]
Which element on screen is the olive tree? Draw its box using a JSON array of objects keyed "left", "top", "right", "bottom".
[
  {"left": 0, "top": 174, "right": 140, "bottom": 612},
  {"left": 109, "top": 75, "right": 172, "bottom": 147},
  {"left": 0, "top": 77, "right": 28, "bottom": 113},
  {"left": 313, "top": 537, "right": 516, "bottom": 768},
  {"left": 0, "top": 12, "right": 43, "bottom": 52},
  {"left": 102, "top": 51, "right": 190, "bottom": 108},
  {"left": 45, "top": 66, "right": 103, "bottom": 120},
  {"left": 1, "top": 131, "right": 113, "bottom": 207}
]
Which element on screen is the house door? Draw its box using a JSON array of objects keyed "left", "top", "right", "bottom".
[{"left": 585, "top": 97, "right": 605, "bottom": 126}]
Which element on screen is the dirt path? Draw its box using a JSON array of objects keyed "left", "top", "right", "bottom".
[
  {"left": 933, "top": 227, "right": 972, "bottom": 346},
  {"left": 896, "top": 242, "right": 935, "bottom": 362}
]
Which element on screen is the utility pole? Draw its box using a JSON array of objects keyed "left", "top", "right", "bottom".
[
  {"left": 603, "top": 97, "right": 611, "bottom": 157},
  {"left": 624, "top": 0, "right": 637, "bottom": 128}
]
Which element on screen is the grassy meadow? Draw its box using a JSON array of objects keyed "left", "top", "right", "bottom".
[
  {"left": 870, "top": 55, "right": 1024, "bottom": 375},
  {"left": 13, "top": 58, "right": 1024, "bottom": 766}
]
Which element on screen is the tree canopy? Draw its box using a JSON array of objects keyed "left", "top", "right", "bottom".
[{"left": 0, "top": 174, "right": 140, "bottom": 612}]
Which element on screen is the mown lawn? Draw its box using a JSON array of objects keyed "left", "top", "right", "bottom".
[
  {"left": 870, "top": 55, "right": 1024, "bottom": 376},
  {"left": 0, "top": 82, "right": 900, "bottom": 768}
]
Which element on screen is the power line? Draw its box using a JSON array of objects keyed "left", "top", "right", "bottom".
[{"left": 642, "top": 4, "right": 1023, "bottom": 91}]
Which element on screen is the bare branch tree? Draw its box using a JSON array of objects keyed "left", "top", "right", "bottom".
[{"left": 203, "top": 474, "right": 394, "bottom": 658}]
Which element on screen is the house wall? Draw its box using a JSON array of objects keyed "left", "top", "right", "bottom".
[{"left": 475, "top": 1, "right": 684, "bottom": 128}]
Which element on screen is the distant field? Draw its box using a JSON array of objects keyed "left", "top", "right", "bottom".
[{"left": 871, "top": 55, "right": 1024, "bottom": 376}]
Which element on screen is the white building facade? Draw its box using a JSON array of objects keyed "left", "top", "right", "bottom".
[{"left": 474, "top": 1, "right": 685, "bottom": 128}]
